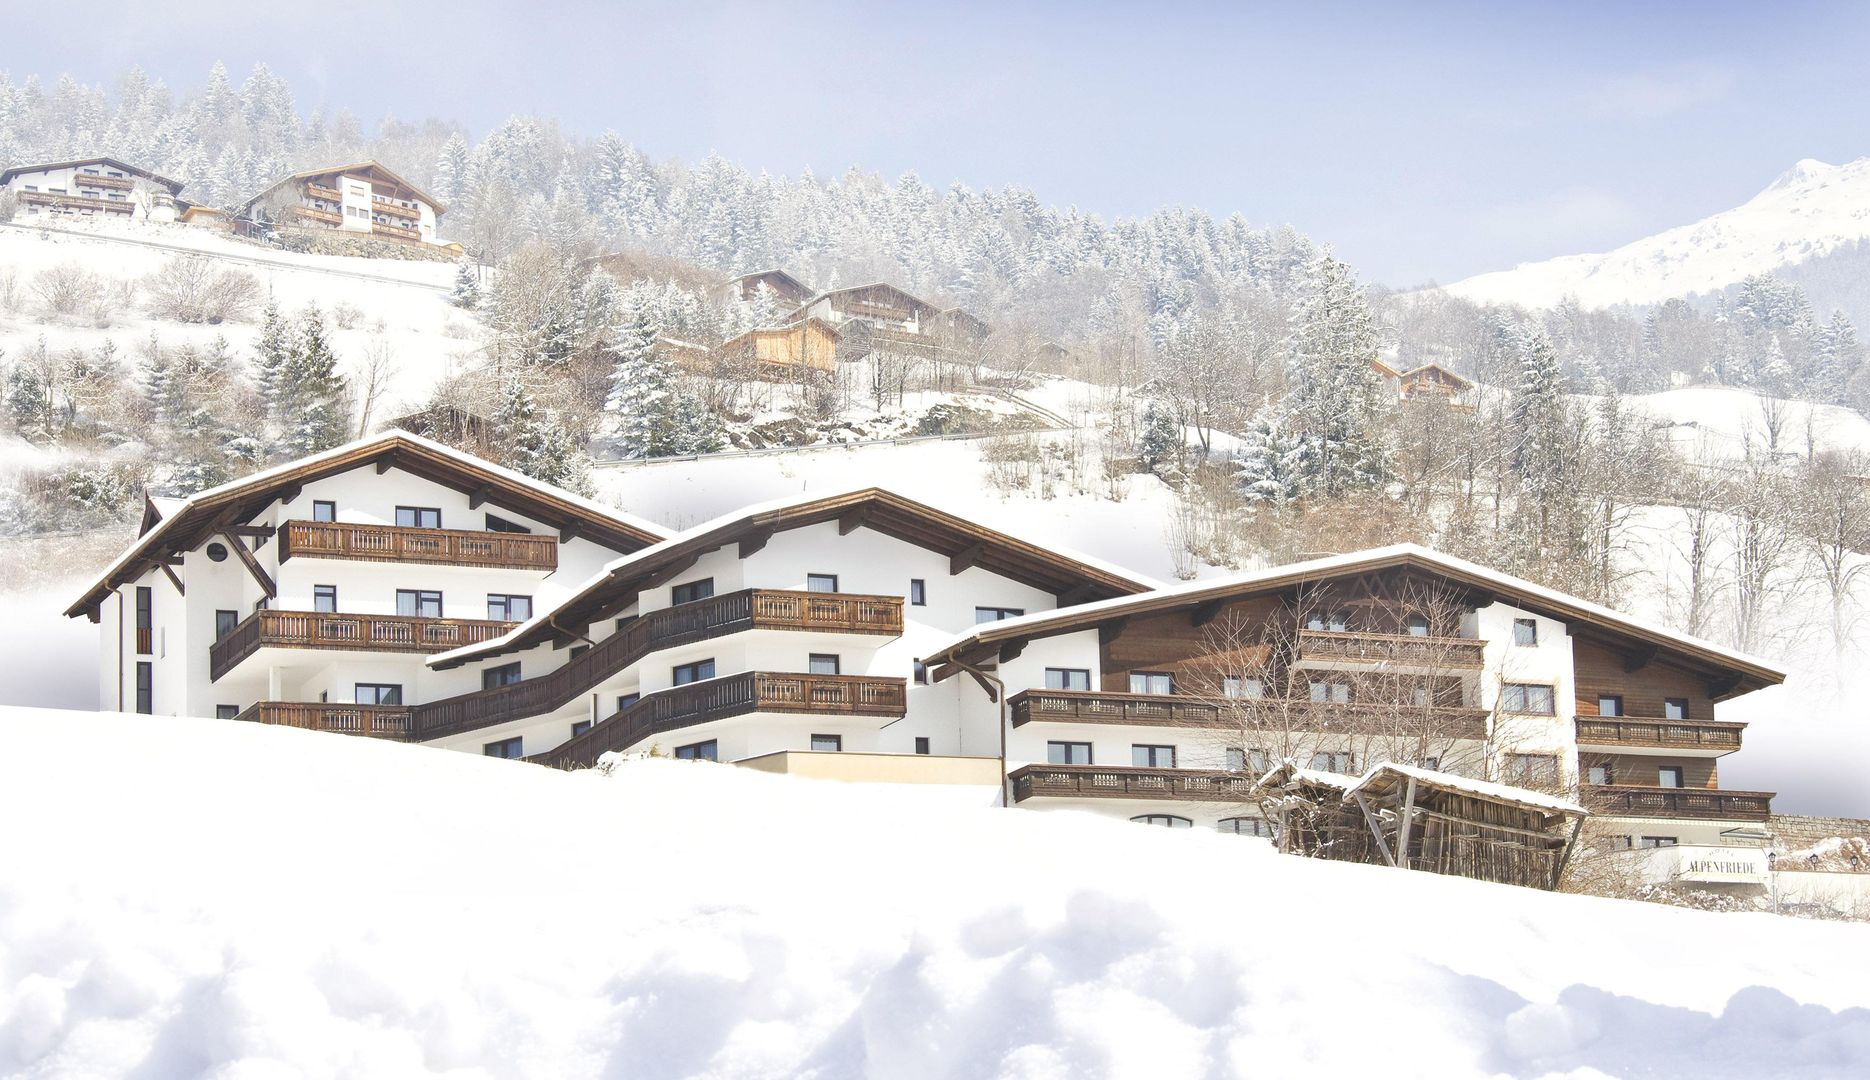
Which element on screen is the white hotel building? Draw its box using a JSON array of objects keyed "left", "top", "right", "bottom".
[{"left": 71, "top": 432, "right": 1788, "bottom": 869}]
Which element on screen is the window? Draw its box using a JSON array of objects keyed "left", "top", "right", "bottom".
[
  {"left": 313, "top": 585, "right": 337, "bottom": 613},
  {"left": 355, "top": 683, "right": 402, "bottom": 706},
  {"left": 810, "top": 733, "right": 842, "bottom": 752},
  {"left": 1218, "top": 817, "right": 1276, "bottom": 838},
  {"left": 395, "top": 506, "right": 441, "bottom": 529},
  {"left": 914, "top": 737, "right": 931, "bottom": 755},
  {"left": 616, "top": 693, "right": 640, "bottom": 712},
  {"left": 1657, "top": 765, "right": 1685, "bottom": 789},
  {"left": 1597, "top": 695, "right": 1624, "bottom": 718},
  {"left": 1132, "top": 744, "right": 1176, "bottom": 767},
  {"left": 483, "top": 737, "right": 524, "bottom": 759},
  {"left": 673, "top": 659, "right": 716, "bottom": 685},
  {"left": 1411, "top": 685, "right": 1433, "bottom": 706},
  {"left": 485, "top": 514, "right": 530, "bottom": 533},
  {"left": 1310, "top": 751, "right": 1354, "bottom": 773},
  {"left": 206, "top": 542, "right": 228, "bottom": 562},
  {"left": 311, "top": 500, "right": 336, "bottom": 522},
  {"left": 808, "top": 653, "right": 841, "bottom": 675},
  {"left": 1225, "top": 747, "right": 1268, "bottom": 773},
  {"left": 1610, "top": 835, "right": 1634, "bottom": 851},
  {"left": 975, "top": 606, "right": 1025, "bottom": 623},
  {"left": 1506, "top": 753, "right": 1559, "bottom": 787},
  {"left": 482, "top": 662, "right": 522, "bottom": 690},
  {"left": 1223, "top": 676, "right": 1265, "bottom": 698},
  {"left": 134, "top": 662, "right": 153, "bottom": 713},
  {"left": 396, "top": 590, "right": 443, "bottom": 618},
  {"left": 135, "top": 586, "right": 153, "bottom": 654},
  {"left": 1047, "top": 741, "right": 1092, "bottom": 765},
  {"left": 670, "top": 579, "right": 715, "bottom": 606},
  {"left": 1500, "top": 683, "right": 1555, "bottom": 715},
  {"left": 1663, "top": 698, "right": 1690, "bottom": 721},
  {"left": 1405, "top": 614, "right": 1431, "bottom": 638},
  {"left": 487, "top": 594, "right": 532, "bottom": 621},
  {"left": 1639, "top": 836, "right": 1679, "bottom": 849},
  {"left": 913, "top": 660, "right": 928, "bottom": 685},
  {"left": 571, "top": 720, "right": 592, "bottom": 738},
  {"left": 215, "top": 705, "right": 239, "bottom": 720},
  {"left": 1305, "top": 611, "right": 1350, "bottom": 632},
  {"left": 676, "top": 739, "right": 719, "bottom": 761},
  {"left": 806, "top": 573, "right": 839, "bottom": 593},
  {"left": 1129, "top": 671, "right": 1174, "bottom": 695},
  {"left": 1045, "top": 668, "right": 1091, "bottom": 691},
  {"left": 215, "top": 609, "right": 239, "bottom": 641},
  {"left": 1587, "top": 765, "right": 1614, "bottom": 786},
  {"left": 1131, "top": 814, "right": 1192, "bottom": 828},
  {"left": 909, "top": 579, "right": 926, "bottom": 606},
  {"left": 1308, "top": 679, "right": 1351, "bottom": 704},
  {"left": 1512, "top": 618, "right": 1539, "bottom": 646}
]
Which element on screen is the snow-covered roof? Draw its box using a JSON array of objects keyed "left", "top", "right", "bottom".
[
  {"left": 922, "top": 542, "right": 1785, "bottom": 696},
  {"left": 0, "top": 157, "right": 183, "bottom": 193},
  {"left": 1349, "top": 762, "right": 1586, "bottom": 817}
]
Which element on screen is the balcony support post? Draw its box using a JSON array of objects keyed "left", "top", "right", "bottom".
[{"left": 221, "top": 529, "right": 276, "bottom": 598}]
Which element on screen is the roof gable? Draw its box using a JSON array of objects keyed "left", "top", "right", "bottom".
[
  {"left": 0, "top": 157, "right": 183, "bottom": 193},
  {"left": 249, "top": 159, "right": 445, "bottom": 215}
]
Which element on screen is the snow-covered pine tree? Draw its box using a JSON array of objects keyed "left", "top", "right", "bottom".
[
  {"left": 1136, "top": 399, "right": 1179, "bottom": 474},
  {"left": 251, "top": 300, "right": 293, "bottom": 422},
  {"left": 1235, "top": 412, "right": 1304, "bottom": 508},
  {"left": 275, "top": 306, "right": 349, "bottom": 457},
  {"left": 494, "top": 373, "right": 547, "bottom": 477},
  {"left": 448, "top": 259, "right": 480, "bottom": 309},
  {"left": 607, "top": 306, "right": 678, "bottom": 458},
  {"left": 1284, "top": 251, "right": 1389, "bottom": 497}
]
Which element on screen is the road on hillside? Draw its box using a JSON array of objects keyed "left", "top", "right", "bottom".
[{"left": 0, "top": 220, "right": 454, "bottom": 294}]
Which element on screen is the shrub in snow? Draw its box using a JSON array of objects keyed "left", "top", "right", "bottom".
[
  {"left": 142, "top": 256, "right": 260, "bottom": 325},
  {"left": 30, "top": 263, "right": 105, "bottom": 318}
]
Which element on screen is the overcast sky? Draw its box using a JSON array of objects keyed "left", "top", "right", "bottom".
[{"left": 7, "top": 1, "right": 1870, "bottom": 286}]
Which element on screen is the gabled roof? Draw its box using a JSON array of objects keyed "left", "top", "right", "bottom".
[
  {"left": 429, "top": 487, "right": 1160, "bottom": 668},
  {"left": 1, "top": 157, "right": 184, "bottom": 194},
  {"left": 243, "top": 159, "right": 445, "bottom": 215},
  {"left": 791, "top": 282, "right": 942, "bottom": 322},
  {"left": 921, "top": 543, "right": 1785, "bottom": 701},
  {"left": 1399, "top": 363, "right": 1474, "bottom": 389},
  {"left": 66, "top": 431, "right": 670, "bottom": 620},
  {"left": 1258, "top": 759, "right": 1586, "bottom": 818},
  {"left": 937, "top": 307, "right": 992, "bottom": 338},
  {"left": 724, "top": 269, "right": 813, "bottom": 303}
]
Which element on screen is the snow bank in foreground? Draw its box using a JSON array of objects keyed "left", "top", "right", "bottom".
[{"left": 3, "top": 709, "right": 1869, "bottom": 1079}]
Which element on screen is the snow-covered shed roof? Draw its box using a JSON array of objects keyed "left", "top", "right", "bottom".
[
  {"left": 921, "top": 543, "right": 1785, "bottom": 701},
  {"left": 1256, "top": 759, "right": 1585, "bottom": 820},
  {"left": 429, "top": 486, "right": 1161, "bottom": 669},
  {"left": 65, "top": 431, "right": 670, "bottom": 621}
]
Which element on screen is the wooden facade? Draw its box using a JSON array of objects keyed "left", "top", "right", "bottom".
[{"left": 717, "top": 319, "right": 840, "bottom": 377}]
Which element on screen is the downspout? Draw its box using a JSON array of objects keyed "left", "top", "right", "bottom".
[
  {"left": 954, "top": 659, "right": 1008, "bottom": 808},
  {"left": 116, "top": 591, "right": 124, "bottom": 712}
]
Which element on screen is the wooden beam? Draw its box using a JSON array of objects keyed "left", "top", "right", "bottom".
[
  {"left": 837, "top": 505, "right": 871, "bottom": 536},
  {"left": 223, "top": 525, "right": 276, "bottom": 539},
  {"left": 1054, "top": 583, "right": 1099, "bottom": 608},
  {"left": 739, "top": 527, "right": 774, "bottom": 558},
  {"left": 160, "top": 564, "right": 186, "bottom": 596},
  {"left": 1706, "top": 673, "right": 1744, "bottom": 699},
  {"left": 278, "top": 482, "right": 302, "bottom": 504},
  {"left": 1392, "top": 776, "right": 1418, "bottom": 871},
  {"left": 928, "top": 662, "right": 964, "bottom": 684},
  {"left": 1622, "top": 644, "right": 1657, "bottom": 673},
  {"left": 998, "top": 639, "right": 1026, "bottom": 664},
  {"left": 559, "top": 521, "right": 582, "bottom": 543},
  {"left": 1353, "top": 793, "right": 1397, "bottom": 867},
  {"left": 965, "top": 667, "right": 999, "bottom": 704},
  {"left": 1550, "top": 816, "right": 1586, "bottom": 891},
  {"left": 1098, "top": 617, "right": 1128, "bottom": 645},
  {"left": 636, "top": 555, "right": 699, "bottom": 592},
  {"left": 949, "top": 541, "right": 985, "bottom": 576},
  {"left": 375, "top": 453, "right": 397, "bottom": 475},
  {"left": 469, "top": 484, "right": 494, "bottom": 510},
  {"left": 1192, "top": 599, "right": 1226, "bottom": 628},
  {"left": 221, "top": 530, "right": 276, "bottom": 598},
  {"left": 83, "top": 604, "right": 100, "bottom": 624}
]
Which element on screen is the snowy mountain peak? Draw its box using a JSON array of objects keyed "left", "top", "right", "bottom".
[{"left": 1445, "top": 155, "right": 1870, "bottom": 311}]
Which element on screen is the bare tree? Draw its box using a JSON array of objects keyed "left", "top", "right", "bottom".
[
  {"left": 31, "top": 263, "right": 105, "bottom": 317},
  {"left": 354, "top": 336, "right": 400, "bottom": 438},
  {"left": 144, "top": 256, "right": 261, "bottom": 324},
  {"left": 1795, "top": 449, "right": 1870, "bottom": 657},
  {"left": 1727, "top": 440, "right": 1806, "bottom": 654}
]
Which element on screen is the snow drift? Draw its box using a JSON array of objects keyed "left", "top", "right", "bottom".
[{"left": 3, "top": 709, "right": 1869, "bottom": 1079}]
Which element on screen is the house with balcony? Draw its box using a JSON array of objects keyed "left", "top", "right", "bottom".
[
  {"left": 2, "top": 157, "right": 183, "bottom": 223},
  {"left": 66, "top": 432, "right": 669, "bottom": 735},
  {"left": 238, "top": 160, "right": 444, "bottom": 247},
  {"left": 781, "top": 282, "right": 991, "bottom": 366},
  {"left": 919, "top": 545, "right": 1784, "bottom": 845}
]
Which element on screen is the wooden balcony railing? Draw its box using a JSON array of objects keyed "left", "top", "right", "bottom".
[
  {"left": 1582, "top": 784, "right": 1773, "bottom": 821},
  {"left": 76, "top": 173, "right": 134, "bottom": 191},
  {"left": 532, "top": 671, "right": 908, "bottom": 769},
  {"left": 305, "top": 183, "right": 342, "bottom": 200},
  {"left": 1575, "top": 717, "right": 1745, "bottom": 752},
  {"left": 1296, "top": 629, "right": 1486, "bottom": 668},
  {"left": 408, "top": 588, "right": 902, "bottom": 741},
  {"left": 371, "top": 198, "right": 421, "bottom": 220},
  {"left": 19, "top": 191, "right": 133, "bottom": 213},
  {"left": 1008, "top": 689, "right": 1489, "bottom": 739},
  {"left": 210, "top": 610, "right": 515, "bottom": 681},
  {"left": 281, "top": 519, "right": 559, "bottom": 571},
  {"left": 372, "top": 222, "right": 422, "bottom": 242},
  {"left": 233, "top": 702, "right": 412, "bottom": 740},
  {"left": 292, "top": 205, "right": 343, "bottom": 226},
  {"left": 1009, "top": 764, "right": 1258, "bottom": 803}
]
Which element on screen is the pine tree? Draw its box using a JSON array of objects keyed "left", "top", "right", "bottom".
[
  {"left": 1235, "top": 412, "right": 1304, "bottom": 507},
  {"left": 449, "top": 259, "right": 481, "bottom": 309},
  {"left": 1284, "top": 251, "right": 1389, "bottom": 497},
  {"left": 494, "top": 373, "right": 547, "bottom": 476},
  {"left": 1136, "top": 399, "right": 1179, "bottom": 474},
  {"left": 252, "top": 300, "right": 293, "bottom": 421},
  {"left": 276, "top": 306, "right": 348, "bottom": 457}
]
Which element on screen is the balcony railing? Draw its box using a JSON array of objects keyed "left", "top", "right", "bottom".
[
  {"left": 1582, "top": 784, "right": 1773, "bottom": 821},
  {"left": 292, "top": 205, "right": 343, "bottom": 226},
  {"left": 372, "top": 222, "right": 422, "bottom": 241},
  {"left": 76, "top": 174, "right": 135, "bottom": 191},
  {"left": 1295, "top": 629, "right": 1486, "bottom": 668},
  {"left": 210, "top": 610, "right": 515, "bottom": 681},
  {"left": 233, "top": 702, "right": 412, "bottom": 740},
  {"left": 280, "top": 519, "right": 559, "bottom": 571},
  {"left": 1575, "top": 717, "right": 1745, "bottom": 752},
  {"left": 410, "top": 588, "right": 899, "bottom": 741},
  {"left": 532, "top": 671, "right": 908, "bottom": 769},
  {"left": 1009, "top": 764, "right": 1257, "bottom": 803},
  {"left": 19, "top": 191, "right": 132, "bottom": 213},
  {"left": 305, "top": 183, "right": 342, "bottom": 200},
  {"left": 1008, "top": 689, "right": 1489, "bottom": 739},
  {"left": 371, "top": 198, "right": 420, "bottom": 221}
]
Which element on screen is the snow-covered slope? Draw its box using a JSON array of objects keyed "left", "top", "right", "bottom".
[
  {"left": 4, "top": 708, "right": 1868, "bottom": 1079},
  {"left": 1447, "top": 157, "right": 1870, "bottom": 310}
]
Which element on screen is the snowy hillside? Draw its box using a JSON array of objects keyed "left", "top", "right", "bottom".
[
  {"left": 1446, "top": 157, "right": 1870, "bottom": 311},
  {"left": 4, "top": 708, "right": 1868, "bottom": 1079}
]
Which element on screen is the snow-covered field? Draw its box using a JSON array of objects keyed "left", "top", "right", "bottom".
[
  {"left": 3, "top": 708, "right": 1867, "bottom": 1079},
  {"left": 1445, "top": 157, "right": 1870, "bottom": 311}
]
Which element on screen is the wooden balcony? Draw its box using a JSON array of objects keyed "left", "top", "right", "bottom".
[
  {"left": 1010, "top": 764, "right": 1257, "bottom": 803},
  {"left": 1582, "top": 784, "right": 1773, "bottom": 821},
  {"left": 372, "top": 222, "right": 422, "bottom": 242},
  {"left": 372, "top": 198, "right": 420, "bottom": 221},
  {"left": 292, "top": 205, "right": 343, "bottom": 226},
  {"left": 411, "top": 588, "right": 899, "bottom": 741},
  {"left": 1295, "top": 629, "right": 1486, "bottom": 669},
  {"left": 210, "top": 610, "right": 515, "bottom": 681},
  {"left": 76, "top": 173, "right": 134, "bottom": 191},
  {"left": 1575, "top": 717, "right": 1745, "bottom": 753},
  {"left": 280, "top": 519, "right": 559, "bottom": 571},
  {"left": 1008, "top": 689, "right": 1489, "bottom": 739},
  {"left": 305, "top": 183, "right": 343, "bottom": 200},
  {"left": 533, "top": 671, "right": 908, "bottom": 769},
  {"left": 233, "top": 702, "right": 412, "bottom": 740},
  {"left": 19, "top": 191, "right": 132, "bottom": 213}
]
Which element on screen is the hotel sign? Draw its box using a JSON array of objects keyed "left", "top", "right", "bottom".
[{"left": 1674, "top": 847, "right": 1769, "bottom": 884}]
